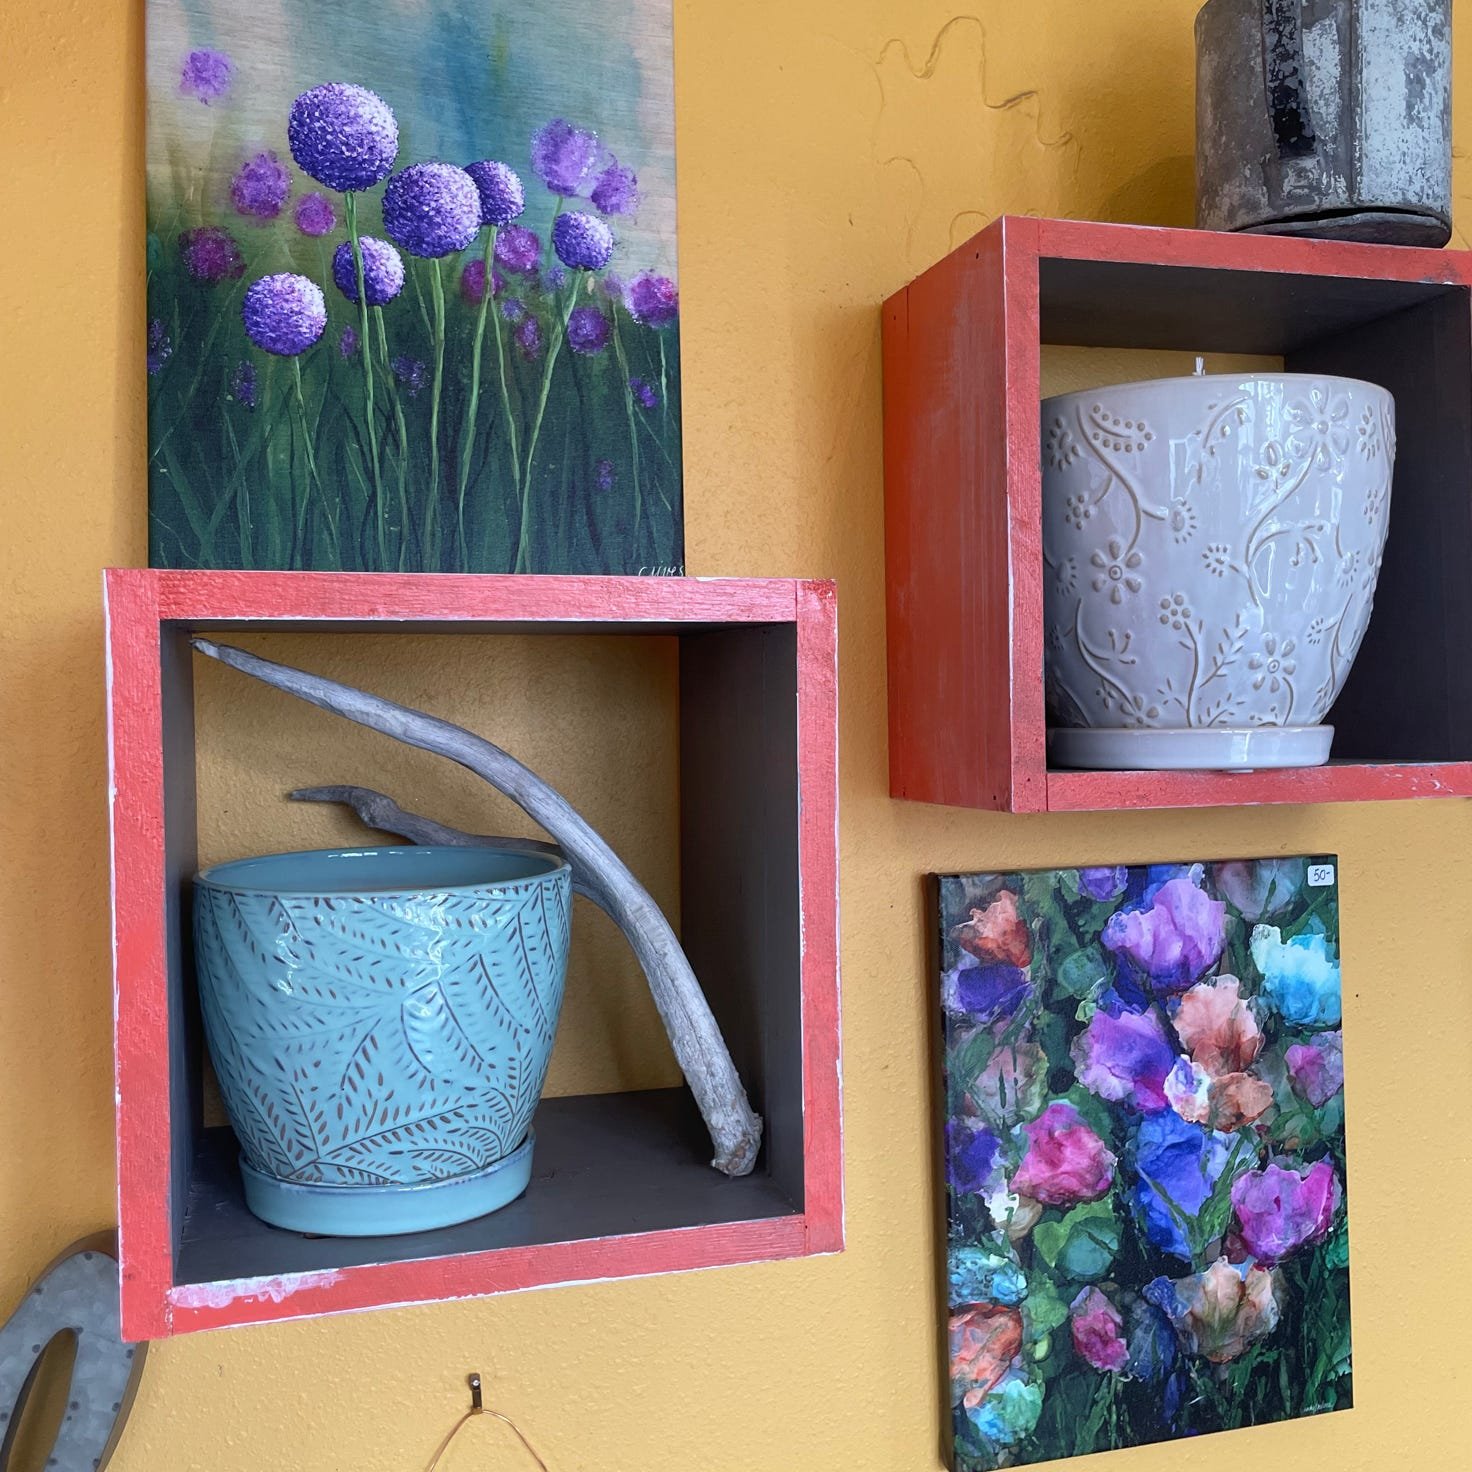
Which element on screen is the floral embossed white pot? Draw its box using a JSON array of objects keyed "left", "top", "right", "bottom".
[{"left": 1041, "top": 373, "right": 1394, "bottom": 770}]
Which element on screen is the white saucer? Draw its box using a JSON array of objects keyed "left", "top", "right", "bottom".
[{"left": 1048, "top": 725, "right": 1334, "bottom": 773}]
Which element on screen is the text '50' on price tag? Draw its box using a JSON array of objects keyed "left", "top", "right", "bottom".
[{"left": 1307, "top": 863, "right": 1336, "bottom": 888}]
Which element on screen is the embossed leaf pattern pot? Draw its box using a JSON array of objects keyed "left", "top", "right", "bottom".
[
  {"left": 193, "top": 845, "right": 571, "bottom": 1232},
  {"left": 1041, "top": 374, "right": 1394, "bottom": 769}
]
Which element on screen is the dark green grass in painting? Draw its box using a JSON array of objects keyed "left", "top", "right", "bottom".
[
  {"left": 147, "top": 244, "right": 681, "bottom": 574},
  {"left": 939, "top": 859, "right": 1351, "bottom": 1469}
]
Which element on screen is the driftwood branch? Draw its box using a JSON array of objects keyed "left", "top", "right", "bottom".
[{"left": 193, "top": 639, "right": 762, "bottom": 1176}]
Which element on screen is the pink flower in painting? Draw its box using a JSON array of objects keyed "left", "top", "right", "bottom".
[
  {"left": 1103, "top": 876, "right": 1225, "bottom": 993},
  {"left": 1286, "top": 1031, "right": 1344, "bottom": 1108},
  {"left": 1070, "top": 1287, "right": 1129, "bottom": 1372},
  {"left": 1173, "top": 975, "right": 1263, "bottom": 1077},
  {"left": 1230, "top": 1161, "right": 1341, "bottom": 1264},
  {"left": 1009, "top": 1102, "right": 1115, "bottom": 1206},
  {"left": 954, "top": 890, "right": 1031, "bottom": 969}
]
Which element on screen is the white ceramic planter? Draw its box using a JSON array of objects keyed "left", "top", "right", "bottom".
[{"left": 1041, "top": 373, "right": 1394, "bottom": 770}]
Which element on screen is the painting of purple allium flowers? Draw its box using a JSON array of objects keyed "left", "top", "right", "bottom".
[
  {"left": 938, "top": 858, "right": 1350, "bottom": 1468},
  {"left": 147, "top": 0, "right": 683, "bottom": 573}
]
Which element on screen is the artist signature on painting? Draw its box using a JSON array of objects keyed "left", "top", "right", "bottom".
[{"left": 638, "top": 564, "right": 683, "bottom": 576}]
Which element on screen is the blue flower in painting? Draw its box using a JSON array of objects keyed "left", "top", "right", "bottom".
[
  {"left": 945, "top": 959, "right": 1029, "bottom": 1023},
  {"left": 1251, "top": 924, "right": 1341, "bottom": 1028},
  {"left": 530, "top": 118, "right": 599, "bottom": 195},
  {"left": 591, "top": 157, "right": 639, "bottom": 215},
  {"left": 1128, "top": 1111, "right": 1236, "bottom": 1262},
  {"left": 331, "top": 237, "right": 405, "bottom": 307},
  {"left": 465, "top": 160, "right": 526, "bottom": 227},
  {"left": 949, "top": 1247, "right": 1027, "bottom": 1307},
  {"left": 241, "top": 274, "right": 325, "bottom": 356},
  {"left": 1079, "top": 866, "right": 1128, "bottom": 902},
  {"left": 552, "top": 211, "right": 615, "bottom": 272},
  {"left": 960, "top": 1372, "right": 1043, "bottom": 1450},
  {"left": 382, "top": 162, "right": 481, "bottom": 259},
  {"left": 947, "top": 1117, "right": 1002, "bottom": 1195},
  {"left": 288, "top": 82, "right": 399, "bottom": 193},
  {"left": 500, "top": 298, "right": 526, "bottom": 324},
  {"left": 1125, "top": 1296, "right": 1177, "bottom": 1383},
  {"left": 179, "top": 49, "right": 232, "bottom": 104}
]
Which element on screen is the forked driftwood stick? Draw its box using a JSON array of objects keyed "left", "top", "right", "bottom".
[{"left": 192, "top": 638, "right": 763, "bottom": 1177}]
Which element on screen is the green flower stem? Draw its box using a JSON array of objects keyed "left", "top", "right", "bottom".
[
  {"left": 345, "top": 191, "right": 388, "bottom": 567},
  {"left": 372, "top": 306, "right": 413, "bottom": 571},
  {"left": 455, "top": 226, "right": 503, "bottom": 565},
  {"left": 292, "top": 356, "right": 338, "bottom": 568},
  {"left": 610, "top": 310, "right": 643, "bottom": 555},
  {"left": 515, "top": 277, "right": 581, "bottom": 573},
  {"left": 658, "top": 332, "right": 669, "bottom": 433},
  {"left": 425, "top": 257, "right": 448, "bottom": 566}
]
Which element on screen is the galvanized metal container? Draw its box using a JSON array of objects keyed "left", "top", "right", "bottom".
[{"left": 1196, "top": 0, "right": 1451, "bottom": 245}]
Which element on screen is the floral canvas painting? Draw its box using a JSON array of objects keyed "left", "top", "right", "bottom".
[
  {"left": 939, "top": 859, "right": 1350, "bottom": 1468},
  {"left": 147, "top": 0, "right": 682, "bottom": 574}
]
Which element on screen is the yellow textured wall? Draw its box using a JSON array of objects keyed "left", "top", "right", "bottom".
[{"left": 3, "top": 2, "right": 1471, "bottom": 1468}]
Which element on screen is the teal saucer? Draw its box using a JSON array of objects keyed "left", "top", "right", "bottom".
[{"left": 239, "top": 1133, "right": 535, "bottom": 1237}]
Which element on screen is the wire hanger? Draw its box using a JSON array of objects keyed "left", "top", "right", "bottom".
[{"left": 423, "top": 1373, "right": 554, "bottom": 1471}]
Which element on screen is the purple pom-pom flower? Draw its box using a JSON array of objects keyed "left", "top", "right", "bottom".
[
  {"left": 515, "top": 316, "right": 544, "bottom": 359},
  {"left": 241, "top": 273, "right": 326, "bottom": 356},
  {"left": 552, "top": 211, "right": 614, "bottom": 272},
  {"left": 590, "top": 158, "right": 638, "bottom": 216},
  {"left": 288, "top": 83, "right": 398, "bottom": 193},
  {"left": 629, "top": 375, "right": 659, "bottom": 409},
  {"left": 331, "top": 236, "right": 405, "bottom": 307},
  {"left": 294, "top": 191, "right": 337, "bottom": 237},
  {"left": 567, "top": 305, "right": 611, "bottom": 355},
  {"left": 231, "top": 150, "right": 291, "bottom": 220},
  {"left": 465, "top": 160, "right": 525, "bottom": 227},
  {"left": 179, "top": 49, "right": 232, "bottom": 105},
  {"left": 391, "top": 355, "right": 427, "bottom": 396},
  {"left": 624, "top": 271, "right": 678, "bottom": 328},
  {"left": 179, "top": 226, "right": 245, "bottom": 284},
  {"left": 459, "top": 258, "right": 505, "bottom": 306},
  {"left": 530, "top": 118, "right": 599, "bottom": 195},
  {"left": 381, "top": 162, "right": 481, "bottom": 259},
  {"left": 495, "top": 226, "right": 540, "bottom": 275}
]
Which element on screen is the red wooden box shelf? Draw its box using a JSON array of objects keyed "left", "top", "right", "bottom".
[
  {"left": 883, "top": 215, "right": 1472, "bottom": 811},
  {"left": 105, "top": 570, "right": 841, "bottom": 1338}
]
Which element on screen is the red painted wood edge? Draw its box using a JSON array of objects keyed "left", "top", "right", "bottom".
[
  {"left": 796, "top": 581, "right": 843, "bottom": 1251},
  {"left": 1033, "top": 215, "right": 1472, "bottom": 284},
  {"left": 1048, "top": 761, "right": 1472, "bottom": 811},
  {"left": 162, "top": 1215, "right": 814, "bottom": 1335},
  {"left": 105, "top": 571, "right": 177, "bottom": 1341}
]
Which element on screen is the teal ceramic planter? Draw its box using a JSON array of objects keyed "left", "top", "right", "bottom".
[{"left": 192, "top": 845, "right": 571, "bottom": 1236}]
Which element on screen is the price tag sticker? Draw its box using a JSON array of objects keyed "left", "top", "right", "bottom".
[{"left": 1307, "top": 863, "right": 1336, "bottom": 888}]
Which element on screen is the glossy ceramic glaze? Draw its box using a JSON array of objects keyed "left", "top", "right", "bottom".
[
  {"left": 1041, "top": 373, "right": 1394, "bottom": 767},
  {"left": 193, "top": 845, "right": 571, "bottom": 1232}
]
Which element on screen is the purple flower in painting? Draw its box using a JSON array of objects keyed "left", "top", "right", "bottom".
[
  {"left": 391, "top": 354, "right": 427, "bottom": 396},
  {"left": 596, "top": 457, "right": 615, "bottom": 490},
  {"left": 230, "top": 150, "right": 291, "bottom": 220},
  {"left": 591, "top": 157, "right": 639, "bottom": 215},
  {"left": 1071, "top": 1004, "right": 1176, "bottom": 1113},
  {"left": 338, "top": 325, "right": 359, "bottom": 358},
  {"left": 1103, "top": 876, "right": 1226, "bottom": 993},
  {"left": 464, "top": 160, "right": 525, "bottom": 226},
  {"left": 459, "top": 258, "right": 505, "bottom": 306},
  {"left": 294, "top": 191, "right": 337, "bottom": 237},
  {"left": 495, "top": 225, "right": 541, "bottom": 275},
  {"left": 287, "top": 83, "right": 398, "bottom": 193},
  {"left": 1128, "top": 1111, "right": 1236, "bottom": 1261},
  {"left": 331, "top": 236, "right": 404, "bottom": 306},
  {"left": 1070, "top": 1287, "right": 1129, "bottom": 1372},
  {"left": 542, "top": 265, "right": 569, "bottom": 295},
  {"left": 1011, "top": 1102, "right": 1116, "bottom": 1206},
  {"left": 624, "top": 271, "right": 678, "bottom": 328},
  {"left": 500, "top": 297, "right": 526, "bottom": 323},
  {"left": 629, "top": 375, "right": 659, "bottom": 409},
  {"left": 179, "top": 49, "right": 232, "bottom": 104},
  {"left": 567, "top": 305, "right": 611, "bottom": 355},
  {"left": 241, "top": 273, "right": 326, "bottom": 356},
  {"left": 947, "top": 1117, "right": 1002, "bottom": 1195},
  {"left": 552, "top": 211, "right": 614, "bottom": 272},
  {"left": 230, "top": 360, "right": 256, "bottom": 409},
  {"left": 381, "top": 162, "right": 481, "bottom": 258},
  {"left": 178, "top": 225, "right": 244, "bottom": 284},
  {"left": 514, "top": 316, "right": 543, "bottom": 359},
  {"left": 944, "top": 960, "right": 1029, "bottom": 1024},
  {"left": 1079, "top": 866, "right": 1128, "bottom": 903},
  {"left": 146, "top": 319, "right": 171, "bottom": 375},
  {"left": 1286, "top": 1031, "right": 1344, "bottom": 1108},
  {"left": 1230, "top": 1161, "right": 1340, "bottom": 1264},
  {"left": 530, "top": 118, "right": 599, "bottom": 195}
]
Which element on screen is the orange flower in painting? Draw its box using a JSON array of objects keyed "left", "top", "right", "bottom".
[
  {"left": 1147, "top": 1258, "right": 1281, "bottom": 1364},
  {"left": 1173, "top": 975, "right": 1262, "bottom": 1077},
  {"left": 1164, "top": 1059, "right": 1274, "bottom": 1132},
  {"left": 955, "top": 890, "right": 1031, "bottom": 969},
  {"left": 949, "top": 1304, "right": 1024, "bottom": 1404}
]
